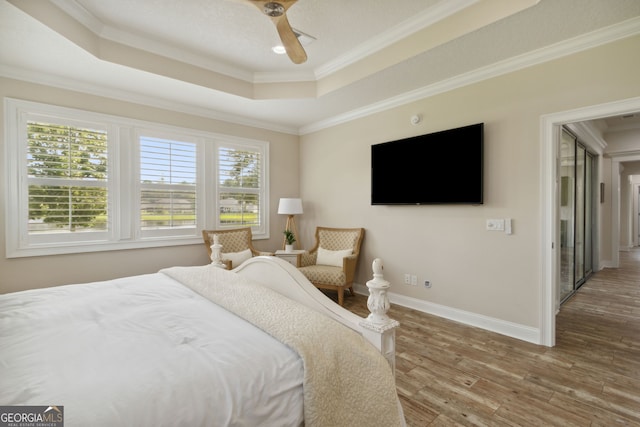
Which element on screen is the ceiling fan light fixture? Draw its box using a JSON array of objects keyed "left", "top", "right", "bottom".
[{"left": 272, "top": 28, "right": 314, "bottom": 56}]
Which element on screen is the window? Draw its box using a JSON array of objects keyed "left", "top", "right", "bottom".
[
  {"left": 5, "top": 99, "right": 269, "bottom": 257},
  {"left": 218, "top": 146, "right": 262, "bottom": 227},
  {"left": 27, "top": 121, "right": 109, "bottom": 235},
  {"left": 139, "top": 136, "right": 197, "bottom": 234}
]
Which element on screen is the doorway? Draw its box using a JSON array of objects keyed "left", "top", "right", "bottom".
[{"left": 540, "top": 96, "right": 640, "bottom": 347}]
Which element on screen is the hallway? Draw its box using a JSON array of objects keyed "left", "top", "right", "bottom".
[{"left": 553, "top": 249, "right": 640, "bottom": 423}]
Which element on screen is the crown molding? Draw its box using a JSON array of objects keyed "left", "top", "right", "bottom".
[
  {"left": 3, "top": 14, "right": 638, "bottom": 137},
  {"left": 51, "top": 0, "right": 256, "bottom": 83},
  {"left": 607, "top": 149, "right": 640, "bottom": 160},
  {"left": 50, "top": 0, "right": 104, "bottom": 32},
  {"left": 566, "top": 122, "right": 608, "bottom": 153},
  {"left": 300, "top": 16, "right": 640, "bottom": 135},
  {"left": 0, "top": 64, "right": 299, "bottom": 135},
  {"left": 314, "top": 0, "right": 479, "bottom": 79},
  {"left": 253, "top": 71, "right": 317, "bottom": 84},
  {"left": 49, "top": 0, "right": 482, "bottom": 84},
  {"left": 14, "top": 0, "right": 538, "bottom": 98}
]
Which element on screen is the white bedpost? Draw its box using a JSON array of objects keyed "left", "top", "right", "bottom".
[
  {"left": 360, "top": 258, "right": 400, "bottom": 376},
  {"left": 210, "top": 235, "right": 227, "bottom": 269}
]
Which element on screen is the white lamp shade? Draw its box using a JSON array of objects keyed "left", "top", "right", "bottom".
[{"left": 278, "top": 198, "right": 303, "bottom": 215}]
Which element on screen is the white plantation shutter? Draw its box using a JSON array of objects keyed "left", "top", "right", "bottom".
[
  {"left": 5, "top": 99, "right": 268, "bottom": 257},
  {"left": 26, "top": 121, "right": 108, "bottom": 235},
  {"left": 140, "top": 136, "right": 197, "bottom": 232},
  {"left": 218, "top": 146, "right": 262, "bottom": 227}
]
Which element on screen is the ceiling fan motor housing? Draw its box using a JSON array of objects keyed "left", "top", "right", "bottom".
[{"left": 263, "top": 2, "right": 285, "bottom": 17}]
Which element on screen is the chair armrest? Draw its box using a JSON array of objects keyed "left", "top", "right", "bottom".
[
  {"left": 343, "top": 254, "right": 359, "bottom": 283},
  {"left": 300, "top": 251, "right": 317, "bottom": 267}
]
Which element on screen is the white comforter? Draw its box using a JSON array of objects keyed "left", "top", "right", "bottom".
[
  {"left": 162, "top": 264, "right": 404, "bottom": 427},
  {"left": 0, "top": 273, "right": 305, "bottom": 426}
]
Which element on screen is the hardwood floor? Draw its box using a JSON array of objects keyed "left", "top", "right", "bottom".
[{"left": 342, "top": 250, "right": 640, "bottom": 426}]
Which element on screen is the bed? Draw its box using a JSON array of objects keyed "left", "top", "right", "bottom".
[{"left": 0, "top": 255, "right": 404, "bottom": 427}]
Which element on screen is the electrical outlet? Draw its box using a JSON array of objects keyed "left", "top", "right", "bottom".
[
  {"left": 411, "top": 275, "right": 417, "bottom": 286},
  {"left": 404, "top": 274, "right": 411, "bottom": 285}
]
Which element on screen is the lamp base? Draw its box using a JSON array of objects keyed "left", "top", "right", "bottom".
[{"left": 283, "top": 215, "right": 301, "bottom": 250}]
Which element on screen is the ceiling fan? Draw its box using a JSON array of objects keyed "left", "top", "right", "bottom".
[{"left": 244, "top": 0, "right": 307, "bottom": 64}]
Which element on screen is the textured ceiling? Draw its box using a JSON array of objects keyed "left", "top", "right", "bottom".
[
  {"left": 63, "top": 0, "right": 441, "bottom": 76},
  {"left": 1, "top": 0, "right": 640, "bottom": 134}
]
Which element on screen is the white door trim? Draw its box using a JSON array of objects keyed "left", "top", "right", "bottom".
[
  {"left": 540, "top": 96, "right": 640, "bottom": 347},
  {"left": 633, "top": 182, "right": 640, "bottom": 248}
]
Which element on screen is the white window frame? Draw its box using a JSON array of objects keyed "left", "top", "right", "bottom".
[
  {"left": 135, "top": 128, "right": 203, "bottom": 240},
  {"left": 215, "top": 141, "right": 268, "bottom": 234},
  {"left": 4, "top": 98, "right": 269, "bottom": 258}
]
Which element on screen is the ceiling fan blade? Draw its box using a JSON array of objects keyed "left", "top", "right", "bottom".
[
  {"left": 244, "top": 0, "right": 307, "bottom": 64},
  {"left": 275, "top": 14, "right": 307, "bottom": 64}
]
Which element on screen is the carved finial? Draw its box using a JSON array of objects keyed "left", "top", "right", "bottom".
[
  {"left": 372, "top": 258, "right": 383, "bottom": 277},
  {"left": 360, "top": 258, "right": 400, "bottom": 376},
  {"left": 365, "top": 258, "right": 391, "bottom": 324},
  {"left": 210, "top": 234, "right": 227, "bottom": 269}
]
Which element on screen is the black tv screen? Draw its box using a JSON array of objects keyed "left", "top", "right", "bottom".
[{"left": 371, "top": 123, "right": 483, "bottom": 205}]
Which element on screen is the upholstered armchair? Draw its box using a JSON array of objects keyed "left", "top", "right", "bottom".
[
  {"left": 298, "top": 227, "right": 365, "bottom": 306},
  {"left": 202, "top": 228, "right": 272, "bottom": 269}
]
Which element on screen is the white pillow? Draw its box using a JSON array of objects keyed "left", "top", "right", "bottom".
[
  {"left": 219, "top": 248, "right": 252, "bottom": 267},
  {"left": 316, "top": 247, "right": 352, "bottom": 267}
]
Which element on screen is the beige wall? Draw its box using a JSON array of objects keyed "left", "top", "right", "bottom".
[
  {"left": 619, "top": 163, "right": 640, "bottom": 248},
  {"left": 606, "top": 129, "right": 640, "bottom": 249},
  {"left": 299, "top": 35, "right": 640, "bottom": 330},
  {"left": 0, "top": 78, "right": 300, "bottom": 293}
]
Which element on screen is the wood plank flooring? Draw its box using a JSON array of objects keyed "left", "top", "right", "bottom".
[{"left": 342, "top": 250, "right": 640, "bottom": 426}]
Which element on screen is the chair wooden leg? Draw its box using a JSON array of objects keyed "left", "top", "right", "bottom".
[
  {"left": 337, "top": 288, "right": 344, "bottom": 306},
  {"left": 348, "top": 286, "right": 354, "bottom": 296}
]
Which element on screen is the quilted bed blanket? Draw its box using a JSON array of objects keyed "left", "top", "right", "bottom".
[{"left": 161, "top": 264, "right": 404, "bottom": 427}]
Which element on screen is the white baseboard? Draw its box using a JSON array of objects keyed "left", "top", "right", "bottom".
[
  {"left": 599, "top": 260, "right": 615, "bottom": 269},
  {"left": 353, "top": 284, "right": 541, "bottom": 345}
]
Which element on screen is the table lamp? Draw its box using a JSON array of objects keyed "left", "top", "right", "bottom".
[{"left": 278, "top": 198, "right": 303, "bottom": 250}]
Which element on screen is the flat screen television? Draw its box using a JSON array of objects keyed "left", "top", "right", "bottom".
[{"left": 371, "top": 122, "right": 483, "bottom": 205}]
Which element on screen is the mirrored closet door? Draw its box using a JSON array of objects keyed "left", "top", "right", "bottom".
[{"left": 559, "top": 127, "right": 595, "bottom": 303}]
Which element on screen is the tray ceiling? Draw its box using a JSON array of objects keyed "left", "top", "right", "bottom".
[{"left": 1, "top": 0, "right": 639, "bottom": 133}]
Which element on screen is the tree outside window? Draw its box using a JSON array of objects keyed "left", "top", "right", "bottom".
[
  {"left": 27, "top": 122, "right": 108, "bottom": 233},
  {"left": 218, "top": 148, "right": 261, "bottom": 226}
]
